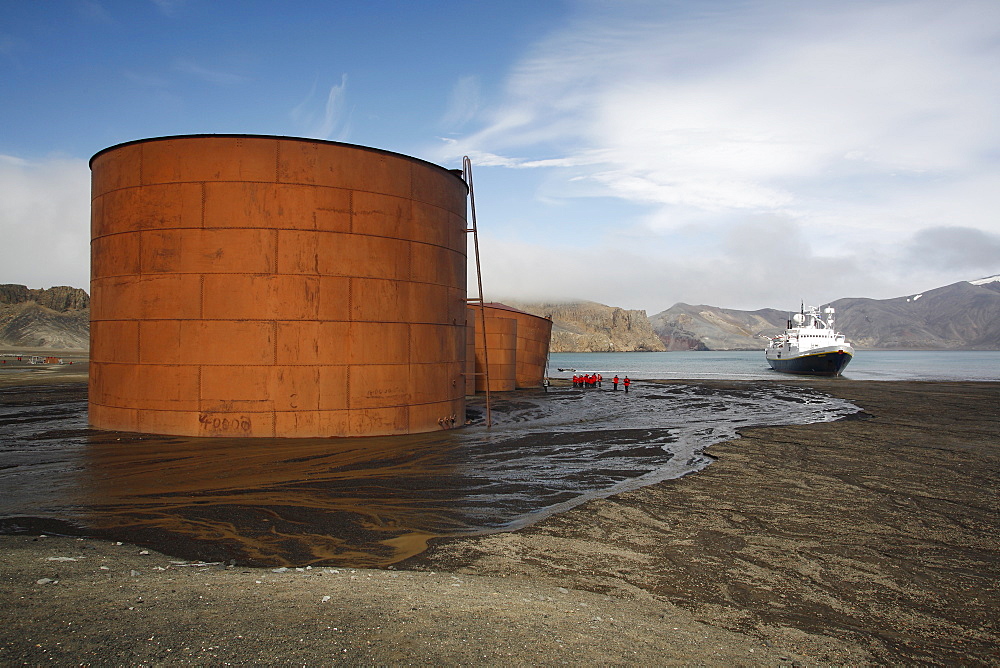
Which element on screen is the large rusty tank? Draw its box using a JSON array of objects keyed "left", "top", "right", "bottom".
[
  {"left": 469, "top": 303, "right": 552, "bottom": 391},
  {"left": 89, "top": 135, "right": 468, "bottom": 438}
]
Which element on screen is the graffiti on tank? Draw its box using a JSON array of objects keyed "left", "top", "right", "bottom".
[{"left": 199, "top": 413, "right": 253, "bottom": 435}]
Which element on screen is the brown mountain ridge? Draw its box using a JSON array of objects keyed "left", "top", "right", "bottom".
[
  {"left": 3, "top": 277, "right": 998, "bottom": 352},
  {"left": 0, "top": 285, "right": 90, "bottom": 349},
  {"left": 648, "top": 279, "right": 1000, "bottom": 351}
]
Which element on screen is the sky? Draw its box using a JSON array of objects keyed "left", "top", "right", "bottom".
[{"left": 2, "top": 0, "right": 999, "bottom": 314}]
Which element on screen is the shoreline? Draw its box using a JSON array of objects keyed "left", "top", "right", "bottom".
[{"left": 1, "top": 379, "right": 998, "bottom": 664}]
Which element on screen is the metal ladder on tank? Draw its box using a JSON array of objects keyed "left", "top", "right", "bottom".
[{"left": 463, "top": 156, "right": 492, "bottom": 427}]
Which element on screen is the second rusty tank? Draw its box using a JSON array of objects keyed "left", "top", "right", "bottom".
[{"left": 469, "top": 303, "right": 553, "bottom": 391}]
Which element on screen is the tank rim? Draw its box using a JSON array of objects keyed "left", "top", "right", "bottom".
[{"left": 88, "top": 133, "right": 466, "bottom": 184}]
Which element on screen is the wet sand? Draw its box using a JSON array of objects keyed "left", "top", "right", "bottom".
[{"left": 2, "top": 379, "right": 998, "bottom": 665}]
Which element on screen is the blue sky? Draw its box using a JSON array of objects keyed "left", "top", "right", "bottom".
[{"left": 3, "top": 0, "right": 999, "bottom": 313}]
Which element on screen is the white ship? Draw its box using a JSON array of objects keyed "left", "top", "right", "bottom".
[{"left": 765, "top": 305, "right": 854, "bottom": 376}]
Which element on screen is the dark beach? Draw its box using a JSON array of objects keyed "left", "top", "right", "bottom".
[{"left": 1, "top": 376, "right": 997, "bottom": 665}]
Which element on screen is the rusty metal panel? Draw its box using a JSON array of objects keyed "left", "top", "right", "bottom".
[
  {"left": 277, "top": 140, "right": 407, "bottom": 195},
  {"left": 90, "top": 143, "right": 142, "bottom": 194},
  {"left": 140, "top": 136, "right": 278, "bottom": 184},
  {"left": 201, "top": 275, "right": 322, "bottom": 321},
  {"left": 89, "top": 321, "right": 139, "bottom": 364},
  {"left": 97, "top": 183, "right": 204, "bottom": 235},
  {"left": 140, "top": 228, "right": 277, "bottom": 275},
  {"left": 468, "top": 303, "right": 553, "bottom": 391},
  {"left": 274, "top": 321, "right": 352, "bottom": 365},
  {"left": 90, "top": 135, "right": 468, "bottom": 438},
  {"left": 91, "top": 233, "right": 140, "bottom": 278},
  {"left": 203, "top": 182, "right": 352, "bottom": 232},
  {"left": 512, "top": 311, "right": 554, "bottom": 388},
  {"left": 471, "top": 311, "right": 517, "bottom": 393}
]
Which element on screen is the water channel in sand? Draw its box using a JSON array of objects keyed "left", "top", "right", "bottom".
[{"left": 0, "top": 381, "right": 859, "bottom": 567}]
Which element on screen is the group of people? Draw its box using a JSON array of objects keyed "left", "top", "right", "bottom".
[
  {"left": 572, "top": 372, "right": 602, "bottom": 388},
  {"left": 571, "top": 372, "right": 631, "bottom": 393}
]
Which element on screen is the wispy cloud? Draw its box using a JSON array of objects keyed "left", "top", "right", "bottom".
[
  {"left": 174, "top": 59, "right": 249, "bottom": 85},
  {"left": 443, "top": 0, "right": 1000, "bottom": 308},
  {"left": 75, "top": 0, "right": 113, "bottom": 23},
  {"left": 150, "top": 0, "right": 186, "bottom": 16},
  {"left": 291, "top": 74, "right": 351, "bottom": 141},
  {"left": 318, "top": 74, "right": 350, "bottom": 141},
  {"left": 441, "top": 75, "right": 482, "bottom": 129}
]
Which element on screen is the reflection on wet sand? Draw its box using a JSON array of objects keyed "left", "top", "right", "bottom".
[
  {"left": 0, "top": 381, "right": 859, "bottom": 567},
  {"left": 79, "top": 430, "right": 469, "bottom": 567}
]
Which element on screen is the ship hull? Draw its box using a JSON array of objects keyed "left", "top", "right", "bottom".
[{"left": 766, "top": 348, "right": 853, "bottom": 377}]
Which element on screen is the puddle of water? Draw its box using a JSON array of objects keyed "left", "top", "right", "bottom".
[{"left": 0, "top": 381, "right": 858, "bottom": 567}]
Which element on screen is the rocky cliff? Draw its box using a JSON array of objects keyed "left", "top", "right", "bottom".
[
  {"left": 503, "top": 300, "right": 666, "bottom": 353},
  {"left": 0, "top": 285, "right": 90, "bottom": 349},
  {"left": 649, "top": 304, "right": 788, "bottom": 351}
]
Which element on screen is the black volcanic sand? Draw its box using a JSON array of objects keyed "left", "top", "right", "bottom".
[
  {"left": 0, "top": 378, "right": 859, "bottom": 569},
  {"left": 2, "top": 379, "right": 998, "bottom": 665}
]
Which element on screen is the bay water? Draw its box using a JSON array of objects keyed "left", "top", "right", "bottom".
[{"left": 548, "top": 350, "right": 1000, "bottom": 382}]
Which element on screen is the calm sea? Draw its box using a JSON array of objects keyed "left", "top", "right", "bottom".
[{"left": 548, "top": 350, "right": 1000, "bottom": 382}]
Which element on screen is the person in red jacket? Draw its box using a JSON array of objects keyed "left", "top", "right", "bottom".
[
  {"left": 612, "top": 375, "right": 619, "bottom": 391},
  {"left": 623, "top": 376, "right": 631, "bottom": 394}
]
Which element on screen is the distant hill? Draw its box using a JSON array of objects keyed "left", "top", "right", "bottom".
[
  {"left": 0, "top": 285, "right": 90, "bottom": 349},
  {"left": 649, "top": 304, "right": 788, "bottom": 351},
  {"left": 834, "top": 281, "right": 1000, "bottom": 349},
  {"left": 502, "top": 300, "right": 666, "bottom": 353},
  {"left": 4, "top": 276, "right": 998, "bottom": 352},
  {"left": 649, "top": 277, "right": 1000, "bottom": 351}
]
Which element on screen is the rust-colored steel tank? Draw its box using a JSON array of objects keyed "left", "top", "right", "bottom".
[
  {"left": 89, "top": 135, "right": 468, "bottom": 438},
  {"left": 472, "top": 302, "right": 552, "bottom": 391},
  {"left": 468, "top": 303, "right": 552, "bottom": 392}
]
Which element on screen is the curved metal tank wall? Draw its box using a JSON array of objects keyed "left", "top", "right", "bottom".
[
  {"left": 89, "top": 135, "right": 468, "bottom": 438},
  {"left": 510, "top": 309, "right": 553, "bottom": 388},
  {"left": 469, "top": 305, "right": 517, "bottom": 393},
  {"left": 472, "top": 303, "right": 552, "bottom": 390}
]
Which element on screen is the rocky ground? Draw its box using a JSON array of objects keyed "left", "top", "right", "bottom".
[{"left": 1, "top": 378, "right": 997, "bottom": 665}]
